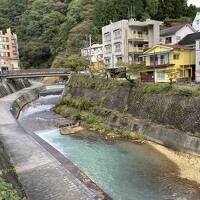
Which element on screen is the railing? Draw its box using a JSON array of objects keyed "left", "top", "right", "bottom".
[{"left": 0, "top": 68, "right": 71, "bottom": 77}]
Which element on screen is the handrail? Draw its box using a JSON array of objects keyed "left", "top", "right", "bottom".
[{"left": 0, "top": 68, "right": 71, "bottom": 77}]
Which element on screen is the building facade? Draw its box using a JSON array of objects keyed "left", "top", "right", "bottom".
[
  {"left": 128, "top": 19, "right": 162, "bottom": 64},
  {"left": 196, "top": 40, "right": 200, "bottom": 81},
  {"left": 102, "top": 20, "right": 128, "bottom": 68},
  {"left": 178, "top": 32, "right": 200, "bottom": 82},
  {"left": 102, "top": 19, "right": 162, "bottom": 68},
  {"left": 141, "top": 44, "right": 195, "bottom": 83},
  {"left": 0, "top": 28, "right": 19, "bottom": 72},
  {"left": 193, "top": 12, "right": 200, "bottom": 32},
  {"left": 81, "top": 44, "right": 103, "bottom": 64},
  {"left": 160, "top": 24, "right": 196, "bottom": 45}
]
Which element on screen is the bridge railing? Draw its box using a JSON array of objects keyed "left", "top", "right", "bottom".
[{"left": 0, "top": 68, "right": 71, "bottom": 76}]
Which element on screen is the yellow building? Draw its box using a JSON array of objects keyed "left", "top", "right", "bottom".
[
  {"left": 0, "top": 28, "right": 19, "bottom": 72},
  {"left": 141, "top": 44, "right": 195, "bottom": 83}
]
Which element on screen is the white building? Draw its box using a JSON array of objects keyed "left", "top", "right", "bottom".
[
  {"left": 178, "top": 32, "right": 200, "bottom": 82},
  {"left": 102, "top": 19, "right": 163, "bottom": 68},
  {"left": 160, "top": 24, "right": 195, "bottom": 45},
  {"left": 81, "top": 44, "right": 103, "bottom": 64},
  {"left": 102, "top": 20, "right": 128, "bottom": 68},
  {"left": 196, "top": 39, "right": 200, "bottom": 81},
  {"left": 193, "top": 12, "right": 200, "bottom": 32}
]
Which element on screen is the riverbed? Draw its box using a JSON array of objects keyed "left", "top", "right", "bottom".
[{"left": 18, "top": 94, "right": 200, "bottom": 200}]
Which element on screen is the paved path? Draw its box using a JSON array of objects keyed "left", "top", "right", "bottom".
[{"left": 0, "top": 83, "right": 104, "bottom": 200}]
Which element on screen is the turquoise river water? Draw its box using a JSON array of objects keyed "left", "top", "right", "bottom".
[{"left": 18, "top": 94, "right": 200, "bottom": 200}]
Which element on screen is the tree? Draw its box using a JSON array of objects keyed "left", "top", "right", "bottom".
[
  {"left": 165, "top": 69, "right": 180, "bottom": 86},
  {"left": 52, "top": 54, "right": 89, "bottom": 71}
]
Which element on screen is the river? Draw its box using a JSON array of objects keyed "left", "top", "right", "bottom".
[{"left": 18, "top": 94, "right": 200, "bottom": 200}]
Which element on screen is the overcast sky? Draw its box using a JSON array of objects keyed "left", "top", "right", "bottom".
[{"left": 187, "top": 0, "right": 200, "bottom": 7}]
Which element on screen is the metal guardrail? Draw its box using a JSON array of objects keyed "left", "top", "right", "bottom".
[{"left": 0, "top": 68, "right": 71, "bottom": 78}]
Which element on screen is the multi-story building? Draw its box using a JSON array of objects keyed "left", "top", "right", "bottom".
[
  {"left": 141, "top": 44, "right": 195, "bottom": 83},
  {"left": 193, "top": 12, "right": 200, "bottom": 32},
  {"left": 128, "top": 19, "right": 162, "bottom": 64},
  {"left": 102, "top": 20, "right": 128, "bottom": 68},
  {"left": 102, "top": 19, "right": 163, "bottom": 68},
  {"left": 160, "top": 24, "right": 195, "bottom": 45},
  {"left": 0, "top": 28, "right": 19, "bottom": 72}
]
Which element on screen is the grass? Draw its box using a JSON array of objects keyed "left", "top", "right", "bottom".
[
  {"left": 0, "top": 144, "right": 27, "bottom": 200},
  {"left": 67, "top": 73, "right": 131, "bottom": 91},
  {"left": 0, "top": 176, "right": 25, "bottom": 200},
  {"left": 138, "top": 83, "right": 200, "bottom": 96},
  {"left": 54, "top": 104, "right": 142, "bottom": 140}
]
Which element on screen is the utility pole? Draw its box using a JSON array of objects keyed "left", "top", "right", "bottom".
[{"left": 89, "top": 34, "right": 92, "bottom": 66}]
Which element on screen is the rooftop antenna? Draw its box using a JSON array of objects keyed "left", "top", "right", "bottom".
[
  {"left": 132, "top": 5, "right": 136, "bottom": 20},
  {"left": 128, "top": 6, "right": 136, "bottom": 20}
]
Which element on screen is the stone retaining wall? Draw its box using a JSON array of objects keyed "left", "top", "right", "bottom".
[
  {"left": 0, "top": 78, "right": 31, "bottom": 98},
  {"left": 65, "top": 75, "right": 200, "bottom": 155}
]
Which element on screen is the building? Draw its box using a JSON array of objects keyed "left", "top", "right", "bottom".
[
  {"left": 128, "top": 19, "right": 163, "bottom": 64},
  {"left": 196, "top": 39, "right": 200, "bottom": 81},
  {"left": 178, "top": 32, "right": 200, "bottom": 81},
  {"left": 102, "top": 20, "right": 128, "bottom": 68},
  {"left": 160, "top": 24, "right": 195, "bottom": 45},
  {"left": 81, "top": 43, "right": 103, "bottom": 70},
  {"left": 193, "top": 12, "right": 200, "bottom": 32},
  {"left": 102, "top": 19, "right": 163, "bottom": 68},
  {"left": 0, "top": 28, "right": 19, "bottom": 72},
  {"left": 141, "top": 44, "right": 195, "bottom": 83},
  {"left": 81, "top": 43, "right": 103, "bottom": 63}
]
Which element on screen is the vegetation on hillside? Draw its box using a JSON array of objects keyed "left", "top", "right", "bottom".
[{"left": 0, "top": 0, "right": 199, "bottom": 68}]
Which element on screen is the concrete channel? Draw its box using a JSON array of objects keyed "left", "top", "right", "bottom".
[{"left": 0, "top": 82, "right": 109, "bottom": 200}]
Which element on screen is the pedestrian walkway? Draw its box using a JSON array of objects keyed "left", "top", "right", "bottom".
[{"left": 0, "top": 83, "right": 106, "bottom": 200}]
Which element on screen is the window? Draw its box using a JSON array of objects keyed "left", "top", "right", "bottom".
[
  {"left": 105, "top": 45, "right": 111, "bottom": 53},
  {"left": 165, "top": 37, "right": 172, "bottom": 44},
  {"left": 0, "top": 52, "right": 9, "bottom": 57},
  {"left": 114, "top": 42, "right": 121, "bottom": 52},
  {"left": 138, "top": 44, "right": 143, "bottom": 50},
  {"left": 197, "top": 20, "right": 200, "bottom": 25},
  {"left": 157, "top": 72, "right": 165, "bottom": 80},
  {"left": 114, "top": 29, "right": 121, "bottom": 39},
  {"left": 173, "top": 53, "right": 180, "bottom": 60},
  {"left": 0, "top": 44, "right": 9, "bottom": 49},
  {"left": 138, "top": 31, "right": 143, "bottom": 38},
  {"left": 150, "top": 55, "right": 158, "bottom": 65},
  {"left": 116, "top": 56, "right": 122, "bottom": 62},
  {"left": 0, "top": 37, "right": 9, "bottom": 42},
  {"left": 104, "top": 32, "right": 111, "bottom": 42},
  {"left": 105, "top": 57, "right": 111, "bottom": 65}
]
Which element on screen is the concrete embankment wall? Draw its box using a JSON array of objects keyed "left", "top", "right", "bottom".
[
  {"left": 0, "top": 78, "right": 31, "bottom": 98},
  {"left": 65, "top": 75, "right": 200, "bottom": 154},
  {"left": 10, "top": 87, "right": 43, "bottom": 119}
]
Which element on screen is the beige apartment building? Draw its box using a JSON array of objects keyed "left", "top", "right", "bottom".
[
  {"left": 0, "top": 28, "right": 19, "bottom": 72},
  {"left": 102, "top": 19, "right": 163, "bottom": 68}
]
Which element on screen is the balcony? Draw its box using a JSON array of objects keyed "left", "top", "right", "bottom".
[
  {"left": 128, "top": 46, "right": 144, "bottom": 53},
  {"left": 129, "top": 34, "right": 148, "bottom": 41}
]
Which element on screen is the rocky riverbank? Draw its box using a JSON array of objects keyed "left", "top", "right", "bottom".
[{"left": 149, "top": 142, "right": 200, "bottom": 185}]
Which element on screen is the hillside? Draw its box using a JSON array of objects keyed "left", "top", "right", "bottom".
[{"left": 0, "top": 0, "right": 199, "bottom": 69}]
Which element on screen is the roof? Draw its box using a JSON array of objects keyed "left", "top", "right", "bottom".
[
  {"left": 144, "top": 44, "right": 193, "bottom": 54},
  {"left": 163, "top": 44, "right": 194, "bottom": 50},
  {"left": 160, "top": 24, "right": 193, "bottom": 36},
  {"left": 178, "top": 32, "right": 200, "bottom": 45}
]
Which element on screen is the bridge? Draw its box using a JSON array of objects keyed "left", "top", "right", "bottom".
[{"left": 0, "top": 68, "right": 71, "bottom": 79}]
